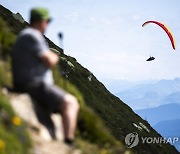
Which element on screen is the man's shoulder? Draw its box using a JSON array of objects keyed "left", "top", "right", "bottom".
[{"left": 19, "top": 27, "right": 42, "bottom": 40}]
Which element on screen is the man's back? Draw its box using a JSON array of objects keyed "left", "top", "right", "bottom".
[
  {"left": 11, "top": 7, "right": 79, "bottom": 143},
  {"left": 12, "top": 27, "right": 53, "bottom": 89}
]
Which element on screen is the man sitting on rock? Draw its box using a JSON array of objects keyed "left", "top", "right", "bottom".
[{"left": 11, "top": 7, "right": 79, "bottom": 145}]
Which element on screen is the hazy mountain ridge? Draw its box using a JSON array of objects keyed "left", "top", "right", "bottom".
[
  {"left": 136, "top": 103, "right": 180, "bottom": 126},
  {"left": 154, "top": 119, "right": 180, "bottom": 137},
  {"left": 116, "top": 78, "right": 180, "bottom": 109},
  {"left": 154, "top": 119, "right": 180, "bottom": 152},
  {"left": 105, "top": 79, "right": 158, "bottom": 94},
  {"left": 136, "top": 104, "right": 180, "bottom": 152},
  {"left": 162, "top": 91, "right": 180, "bottom": 104}
]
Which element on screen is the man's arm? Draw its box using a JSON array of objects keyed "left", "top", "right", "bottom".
[
  {"left": 41, "top": 50, "right": 59, "bottom": 68},
  {"left": 29, "top": 32, "right": 59, "bottom": 67}
]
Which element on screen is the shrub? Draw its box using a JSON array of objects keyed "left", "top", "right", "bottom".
[{"left": 0, "top": 17, "right": 15, "bottom": 59}]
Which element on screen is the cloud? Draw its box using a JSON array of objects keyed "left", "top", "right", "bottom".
[
  {"left": 73, "top": 51, "right": 145, "bottom": 80},
  {"left": 101, "top": 17, "right": 112, "bottom": 25},
  {"left": 65, "top": 11, "right": 80, "bottom": 23},
  {"left": 132, "top": 15, "right": 141, "bottom": 21},
  {"left": 114, "top": 16, "right": 125, "bottom": 25},
  {"left": 100, "top": 15, "right": 126, "bottom": 26},
  {"left": 90, "top": 16, "right": 96, "bottom": 24}
]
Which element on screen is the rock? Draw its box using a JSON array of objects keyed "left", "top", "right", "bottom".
[
  {"left": 8, "top": 93, "right": 64, "bottom": 141},
  {"left": 4, "top": 91, "right": 81, "bottom": 154},
  {"left": 12, "top": 12, "right": 25, "bottom": 23}
]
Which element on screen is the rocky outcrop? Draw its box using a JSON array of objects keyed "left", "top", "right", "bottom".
[{"left": 3, "top": 89, "right": 80, "bottom": 154}]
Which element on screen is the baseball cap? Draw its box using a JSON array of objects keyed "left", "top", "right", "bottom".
[{"left": 30, "top": 7, "right": 52, "bottom": 23}]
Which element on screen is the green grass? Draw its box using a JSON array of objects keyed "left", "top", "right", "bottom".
[
  {"left": 0, "top": 91, "right": 32, "bottom": 154},
  {"left": 0, "top": 17, "right": 32, "bottom": 154},
  {"left": 0, "top": 17, "right": 15, "bottom": 60}
]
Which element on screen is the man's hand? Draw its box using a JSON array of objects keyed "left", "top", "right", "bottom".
[{"left": 41, "top": 50, "right": 59, "bottom": 68}]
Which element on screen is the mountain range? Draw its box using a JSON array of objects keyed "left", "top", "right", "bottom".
[
  {"left": 136, "top": 103, "right": 180, "bottom": 126},
  {"left": 154, "top": 119, "right": 180, "bottom": 138},
  {"left": 154, "top": 118, "right": 180, "bottom": 152},
  {"left": 136, "top": 103, "right": 180, "bottom": 152},
  {"left": 116, "top": 78, "right": 180, "bottom": 109}
]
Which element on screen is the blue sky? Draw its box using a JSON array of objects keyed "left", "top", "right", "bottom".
[{"left": 1, "top": 0, "right": 180, "bottom": 82}]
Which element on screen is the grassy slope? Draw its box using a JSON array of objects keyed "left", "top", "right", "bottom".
[
  {"left": 0, "top": 61, "right": 32, "bottom": 153},
  {"left": 0, "top": 10, "right": 32, "bottom": 154},
  {"left": 0, "top": 5, "right": 179, "bottom": 154},
  {"left": 0, "top": 92, "right": 32, "bottom": 154}
]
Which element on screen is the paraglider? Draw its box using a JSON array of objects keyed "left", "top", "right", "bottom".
[
  {"left": 142, "top": 20, "right": 176, "bottom": 50},
  {"left": 142, "top": 20, "right": 176, "bottom": 62},
  {"left": 146, "top": 56, "right": 155, "bottom": 61}
]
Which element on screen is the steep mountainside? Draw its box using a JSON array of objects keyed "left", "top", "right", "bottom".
[{"left": 0, "top": 5, "right": 179, "bottom": 154}]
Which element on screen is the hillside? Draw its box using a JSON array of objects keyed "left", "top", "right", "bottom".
[{"left": 0, "top": 5, "right": 179, "bottom": 154}]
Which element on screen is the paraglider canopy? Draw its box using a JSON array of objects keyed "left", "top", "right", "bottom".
[{"left": 142, "top": 20, "right": 176, "bottom": 50}]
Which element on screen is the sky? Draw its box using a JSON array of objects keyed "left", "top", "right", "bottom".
[{"left": 1, "top": 0, "right": 180, "bottom": 83}]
